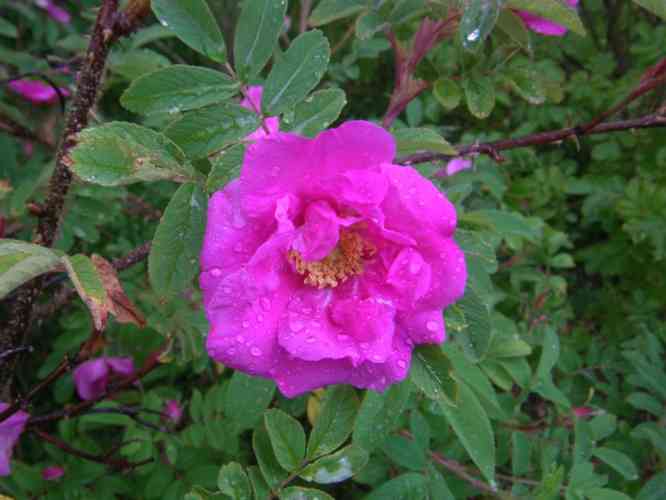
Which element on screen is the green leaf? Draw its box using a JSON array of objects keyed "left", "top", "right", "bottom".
[
  {"left": 206, "top": 144, "right": 245, "bottom": 193},
  {"left": 217, "top": 462, "right": 252, "bottom": 500},
  {"left": 307, "top": 385, "right": 359, "bottom": 459},
  {"left": 507, "top": 65, "right": 546, "bottom": 105},
  {"left": 263, "top": 30, "right": 330, "bottom": 116},
  {"left": 165, "top": 103, "right": 260, "bottom": 159},
  {"left": 433, "top": 78, "right": 462, "bottom": 110},
  {"left": 62, "top": 254, "right": 109, "bottom": 329},
  {"left": 438, "top": 379, "right": 496, "bottom": 485},
  {"left": 463, "top": 74, "right": 495, "bottom": 119},
  {"left": 0, "top": 18, "right": 17, "bottom": 38},
  {"left": 353, "top": 380, "right": 411, "bottom": 451},
  {"left": 264, "top": 409, "right": 307, "bottom": 472},
  {"left": 633, "top": 0, "right": 666, "bottom": 19},
  {"left": 585, "top": 489, "right": 632, "bottom": 500},
  {"left": 247, "top": 466, "right": 271, "bottom": 500},
  {"left": 284, "top": 89, "right": 347, "bottom": 137},
  {"left": 234, "top": 0, "right": 288, "bottom": 79},
  {"left": 364, "top": 473, "right": 428, "bottom": 500},
  {"left": 393, "top": 127, "right": 458, "bottom": 156},
  {"left": 496, "top": 9, "right": 530, "bottom": 50},
  {"left": 410, "top": 344, "right": 455, "bottom": 404},
  {"left": 300, "top": 445, "right": 369, "bottom": 484},
  {"left": 309, "top": 0, "right": 367, "bottom": 26},
  {"left": 151, "top": 0, "right": 226, "bottom": 62},
  {"left": 592, "top": 447, "right": 639, "bottom": 481},
  {"left": 382, "top": 435, "right": 426, "bottom": 471},
  {"left": 506, "top": 0, "right": 585, "bottom": 35},
  {"left": 444, "top": 344, "right": 504, "bottom": 418},
  {"left": 573, "top": 419, "right": 594, "bottom": 465},
  {"left": 70, "top": 122, "right": 195, "bottom": 186},
  {"left": 0, "top": 240, "right": 61, "bottom": 300},
  {"left": 512, "top": 432, "right": 530, "bottom": 476},
  {"left": 253, "top": 426, "right": 289, "bottom": 488},
  {"left": 120, "top": 65, "right": 238, "bottom": 116},
  {"left": 459, "top": 0, "right": 502, "bottom": 51},
  {"left": 537, "top": 326, "right": 560, "bottom": 381},
  {"left": 534, "top": 466, "right": 564, "bottom": 500},
  {"left": 626, "top": 391, "right": 663, "bottom": 417},
  {"left": 355, "top": 11, "right": 387, "bottom": 40},
  {"left": 225, "top": 372, "right": 276, "bottom": 433},
  {"left": 148, "top": 183, "right": 207, "bottom": 299},
  {"left": 109, "top": 49, "right": 170, "bottom": 80},
  {"left": 280, "top": 487, "right": 335, "bottom": 500}
]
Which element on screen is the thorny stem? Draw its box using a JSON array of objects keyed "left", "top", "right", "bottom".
[{"left": 398, "top": 113, "right": 666, "bottom": 165}]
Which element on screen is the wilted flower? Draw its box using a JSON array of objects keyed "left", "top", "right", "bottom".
[
  {"left": 35, "top": 0, "right": 71, "bottom": 24},
  {"left": 163, "top": 400, "right": 183, "bottom": 424},
  {"left": 514, "top": 0, "right": 579, "bottom": 37},
  {"left": 8, "top": 79, "right": 69, "bottom": 105},
  {"left": 240, "top": 85, "right": 280, "bottom": 141},
  {"left": 0, "top": 403, "right": 30, "bottom": 477},
  {"left": 41, "top": 465, "right": 65, "bottom": 481},
  {"left": 73, "top": 357, "right": 135, "bottom": 401},
  {"left": 201, "top": 121, "right": 466, "bottom": 397}
]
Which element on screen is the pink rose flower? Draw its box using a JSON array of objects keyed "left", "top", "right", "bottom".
[
  {"left": 240, "top": 85, "right": 280, "bottom": 141},
  {"left": 35, "top": 0, "right": 71, "bottom": 24},
  {"left": 201, "top": 121, "right": 467, "bottom": 397},
  {"left": 41, "top": 466, "right": 65, "bottom": 481},
  {"left": 514, "top": 0, "right": 578, "bottom": 37},
  {"left": 73, "top": 357, "right": 135, "bottom": 401},
  {"left": 0, "top": 403, "right": 30, "bottom": 477},
  {"left": 8, "top": 79, "right": 70, "bottom": 105},
  {"left": 163, "top": 400, "right": 183, "bottom": 424}
]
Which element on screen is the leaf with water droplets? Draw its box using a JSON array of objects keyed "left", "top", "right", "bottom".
[
  {"left": 433, "top": 78, "right": 462, "bottom": 111},
  {"left": 0, "top": 240, "right": 61, "bottom": 300},
  {"left": 120, "top": 65, "right": 238, "bottom": 116},
  {"left": 165, "top": 103, "right": 260, "bottom": 159},
  {"left": 299, "top": 445, "right": 369, "bottom": 484},
  {"left": 309, "top": 0, "right": 367, "bottom": 27},
  {"left": 206, "top": 144, "right": 245, "bottom": 193},
  {"left": 152, "top": 0, "right": 226, "bottom": 62},
  {"left": 70, "top": 122, "right": 196, "bottom": 186},
  {"left": 459, "top": 0, "right": 502, "bottom": 52},
  {"left": 217, "top": 462, "right": 252, "bottom": 500},
  {"left": 148, "top": 183, "right": 207, "bottom": 300},
  {"left": 284, "top": 89, "right": 347, "bottom": 138},
  {"left": 279, "top": 487, "right": 335, "bottom": 500},
  {"left": 506, "top": 65, "right": 546, "bottom": 105},
  {"left": 263, "top": 30, "right": 330, "bottom": 116},
  {"left": 225, "top": 372, "right": 276, "bottom": 433}
]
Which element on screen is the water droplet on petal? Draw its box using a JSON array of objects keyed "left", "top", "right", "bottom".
[
  {"left": 371, "top": 354, "right": 383, "bottom": 362},
  {"left": 260, "top": 297, "right": 271, "bottom": 311},
  {"left": 305, "top": 336, "right": 316, "bottom": 343},
  {"left": 250, "top": 347, "right": 262, "bottom": 357},
  {"left": 242, "top": 321, "right": 249, "bottom": 329},
  {"left": 337, "top": 334, "right": 350, "bottom": 342},
  {"left": 426, "top": 320, "right": 439, "bottom": 332},
  {"left": 233, "top": 242, "right": 243, "bottom": 253},
  {"left": 289, "top": 317, "right": 305, "bottom": 332},
  {"left": 397, "top": 359, "right": 407, "bottom": 369},
  {"left": 226, "top": 347, "right": 236, "bottom": 355},
  {"left": 360, "top": 342, "right": 370, "bottom": 350},
  {"left": 409, "top": 259, "right": 421, "bottom": 274},
  {"left": 257, "top": 314, "right": 264, "bottom": 323},
  {"left": 236, "top": 335, "right": 245, "bottom": 343},
  {"left": 210, "top": 268, "right": 222, "bottom": 277}
]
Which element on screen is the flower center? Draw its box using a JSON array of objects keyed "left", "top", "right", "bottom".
[{"left": 288, "top": 230, "right": 375, "bottom": 288}]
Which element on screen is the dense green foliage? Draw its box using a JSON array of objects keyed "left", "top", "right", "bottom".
[{"left": 0, "top": 1, "right": 665, "bottom": 499}]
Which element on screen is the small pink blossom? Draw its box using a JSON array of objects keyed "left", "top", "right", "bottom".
[
  {"left": 8, "top": 79, "right": 69, "bottom": 105},
  {"left": 41, "top": 466, "right": 65, "bottom": 481},
  {"left": 163, "top": 400, "right": 183, "bottom": 424},
  {"left": 73, "top": 357, "right": 135, "bottom": 401},
  {"left": 201, "top": 121, "right": 466, "bottom": 397},
  {"left": 514, "top": 0, "right": 578, "bottom": 37},
  {"left": 240, "top": 86, "right": 280, "bottom": 141},
  {"left": 0, "top": 403, "right": 30, "bottom": 477},
  {"left": 573, "top": 406, "right": 595, "bottom": 418},
  {"left": 35, "top": 0, "right": 71, "bottom": 24},
  {"left": 437, "top": 157, "right": 473, "bottom": 177}
]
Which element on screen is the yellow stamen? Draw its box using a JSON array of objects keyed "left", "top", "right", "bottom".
[{"left": 288, "top": 230, "right": 375, "bottom": 288}]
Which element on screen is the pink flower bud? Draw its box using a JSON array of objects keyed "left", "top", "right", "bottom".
[{"left": 42, "top": 466, "right": 65, "bottom": 481}]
